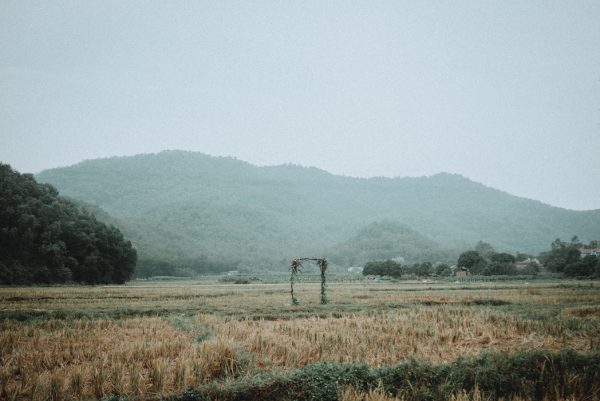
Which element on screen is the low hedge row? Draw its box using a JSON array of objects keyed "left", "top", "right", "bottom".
[{"left": 162, "top": 348, "right": 599, "bottom": 401}]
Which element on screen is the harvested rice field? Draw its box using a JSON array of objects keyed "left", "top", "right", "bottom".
[{"left": 1, "top": 279, "right": 599, "bottom": 401}]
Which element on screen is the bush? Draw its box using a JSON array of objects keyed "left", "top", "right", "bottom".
[{"left": 363, "top": 260, "right": 403, "bottom": 278}]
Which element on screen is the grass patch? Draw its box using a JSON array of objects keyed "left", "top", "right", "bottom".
[{"left": 563, "top": 305, "right": 600, "bottom": 318}]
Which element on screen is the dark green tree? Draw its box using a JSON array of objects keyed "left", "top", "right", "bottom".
[
  {"left": 0, "top": 163, "right": 137, "bottom": 285},
  {"left": 457, "top": 250, "right": 487, "bottom": 274},
  {"left": 362, "top": 260, "right": 403, "bottom": 277},
  {"left": 540, "top": 238, "right": 581, "bottom": 273},
  {"left": 564, "top": 255, "right": 598, "bottom": 277},
  {"left": 410, "top": 262, "right": 433, "bottom": 277},
  {"left": 474, "top": 240, "right": 496, "bottom": 259},
  {"left": 482, "top": 252, "right": 517, "bottom": 275},
  {"left": 435, "top": 263, "right": 452, "bottom": 276},
  {"left": 490, "top": 252, "right": 516, "bottom": 264}
]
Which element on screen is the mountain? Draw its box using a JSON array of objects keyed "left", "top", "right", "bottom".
[{"left": 36, "top": 150, "right": 600, "bottom": 271}]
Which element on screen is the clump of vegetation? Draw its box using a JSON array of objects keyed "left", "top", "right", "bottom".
[
  {"left": 168, "top": 349, "right": 600, "bottom": 401},
  {"left": 362, "top": 260, "right": 453, "bottom": 278},
  {"left": 0, "top": 163, "right": 137, "bottom": 285},
  {"left": 363, "top": 260, "right": 403, "bottom": 278},
  {"left": 456, "top": 241, "right": 527, "bottom": 276},
  {"left": 218, "top": 275, "right": 260, "bottom": 284},
  {"left": 539, "top": 237, "right": 600, "bottom": 278},
  {"left": 454, "top": 238, "right": 600, "bottom": 279}
]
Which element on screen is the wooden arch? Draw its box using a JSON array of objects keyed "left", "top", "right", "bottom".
[{"left": 289, "top": 257, "right": 328, "bottom": 305}]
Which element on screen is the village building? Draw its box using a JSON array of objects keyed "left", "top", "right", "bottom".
[
  {"left": 580, "top": 248, "right": 600, "bottom": 258},
  {"left": 347, "top": 266, "right": 364, "bottom": 274},
  {"left": 450, "top": 265, "right": 470, "bottom": 277},
  {"left": 515, "top": 257, "right": 541, "bottom": 270}
]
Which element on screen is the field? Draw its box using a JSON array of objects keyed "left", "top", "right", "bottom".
[{"left": 1, "top": 278, "right": 600, "bottom": 401}]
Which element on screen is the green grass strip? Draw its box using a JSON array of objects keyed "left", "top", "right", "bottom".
[{"left": 160, "top": 349, "right": 600, "bottom": 401}]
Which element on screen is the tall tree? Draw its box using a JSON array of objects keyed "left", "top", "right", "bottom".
[
  {"left": 457, "top": 250, "right": 487, "bottom": 274},
  {"left": 541, "top": 238, "right": 581, "bottom": 273},
  {"left": 474, "top": 240, "right": 496, "bottom": 259}
]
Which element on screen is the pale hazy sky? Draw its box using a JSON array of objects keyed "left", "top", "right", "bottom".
[{"left": 1, "top": 1, "right": 599, "bottom": 210}]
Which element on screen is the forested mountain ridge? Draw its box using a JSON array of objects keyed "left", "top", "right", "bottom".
[{"left": 36, "top": 150, "right": 600, "bottom": 270}]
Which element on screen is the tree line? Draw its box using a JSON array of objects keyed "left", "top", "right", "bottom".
[
  {"left": 135, "top": 257, "right": 235, "bottom": 278},
  {"left": 0, "top": 164, "right": 137, "bottom": 285},
  {"left": 538, "top": 236, "right": 599, "bottom": 277},
  {"left": 363, "top": 260, "right": 451, "bottom": 278},
  {"left": 362, "top": 238, "right": 599, "bottom": 279}
]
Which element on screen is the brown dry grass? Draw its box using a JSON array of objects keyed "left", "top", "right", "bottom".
[
  {"left": 1, "top": 279, "right": 599, "bottom": 400},
  {"left": 209, "top": 305, "right": 595, "bottom": 368},
  {"left": 0, "top": 317, "right": 245, "bottom": 400}
]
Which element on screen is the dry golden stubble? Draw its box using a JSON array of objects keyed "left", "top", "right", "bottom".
[{"left": 1, "top": 280, "right": 598, "bottom": 400}]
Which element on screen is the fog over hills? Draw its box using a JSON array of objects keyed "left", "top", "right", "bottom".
[{"left": 37, "top": 151, "right": 600, "bottom": 270}]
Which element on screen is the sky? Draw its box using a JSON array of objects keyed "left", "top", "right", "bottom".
[{"left": 1, "top": 1, "right": 599, "bottom": 210}]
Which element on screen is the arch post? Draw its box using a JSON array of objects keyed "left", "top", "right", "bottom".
[
  {"left": 318, "top": 258, "right": 328, "bottom": 304},
  {"left": 289, "top": 259, "right": 301, "bottom": 305}
]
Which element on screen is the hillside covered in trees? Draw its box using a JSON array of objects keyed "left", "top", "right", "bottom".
[
  {"left": 36, "top": 151, "right": 600, "bottom": 272},
  {"left": 0, "top": 164, "right": 137, "bottom": 284},
  {"left": 327, "top": 221, "right": 458, "bottom": 266}
]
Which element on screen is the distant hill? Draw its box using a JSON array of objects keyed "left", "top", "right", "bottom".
[
  {"left": 36, "top": 150, "right": 600, "bottom": 271},
  {"left": 327, "top": 221, "right": 458, "bottom": 266}
]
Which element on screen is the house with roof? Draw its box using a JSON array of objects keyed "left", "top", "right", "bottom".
[
  {"left": 347, "top": 266, "right": 363, "bottom": 274},
  {"left": 450, "top": 265, "right": 470, "bottom": 277},
  {"left": 581, "top": 248, "right": 600, "bottom": 258},
  {"left": 516, "top": 257, "right": 541, "bottom": 270}
]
